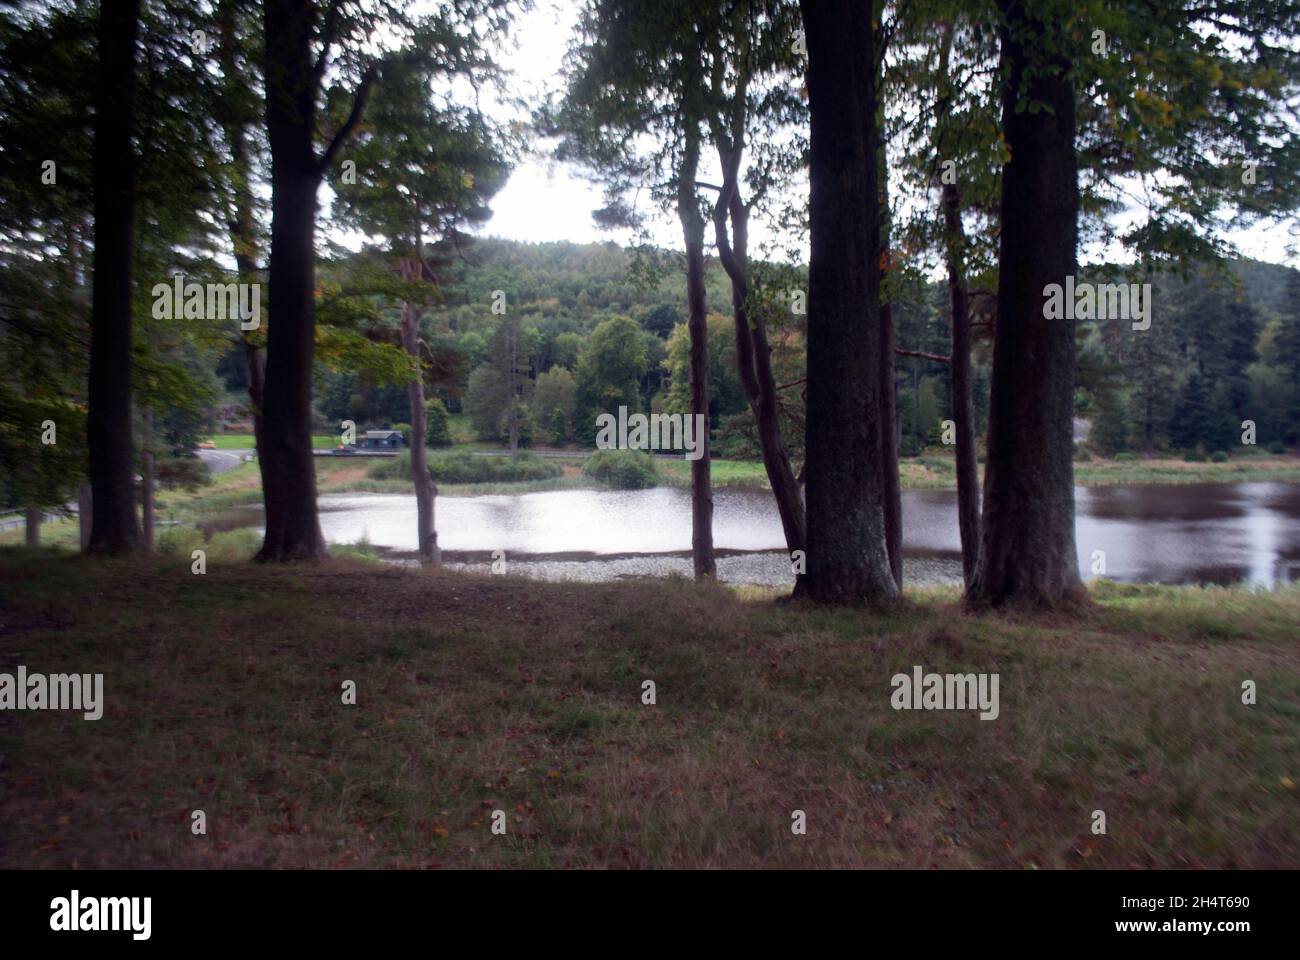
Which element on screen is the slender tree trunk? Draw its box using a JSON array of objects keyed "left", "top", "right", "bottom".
[
  {"left": 934, "top": 25, "right": 980, "bottom": 589},
  {"left": 218, "top": 0, "right": 266, "bottom": 457},
  {"left": 968, "top": 1, "right": 1083, "bottom": 608},
  {"left": 86, "top": 0, "right": 141, "bottom": 554},
  {"left": 711, "top": 149, "right": 805, "bottom": 577},
  {"left": 257, "top": 0, "right": 327, "bottom": 561},
  {"left": 942, "top": 180, "right": 981, "bottom": 588},
  {"left": 400, "top": 258, "right": 440, "bottom": 565},
  {"left": 878, "top": 138, "right": 902, "bottom": 590},
  {"left": 508, "top": 330, "right": 520, "bottom": 465},
  {"left": 680, "top": 130, "right": 715, "bottom": 579},
  {"left": 796, "top": 0, "right": 897, "bottom": 605},
  {"left": 25, "top": 507, "right": 40, "bottom": 548},
  {"left": 141, "top": 408, "right": 155, "bottom": 552}
]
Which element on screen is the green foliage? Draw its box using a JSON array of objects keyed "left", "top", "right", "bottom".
[
  {"left": 581, "top": 449, "right": 659, "bottom": 489},
  {"left": 575, "top": 316, "right": 648, "bottom": 442},
  {"left": 425, "top": 398, "right": 453, "bottom": 447},
  {"left": 367, "top": 450, "right": 561, "bottom": 484},
  {"left": 154, "top": 457, "right": 212, "bottom": 491},
  {"left": 1211, "top": 450, "right": 1230, "bottom": 463}
]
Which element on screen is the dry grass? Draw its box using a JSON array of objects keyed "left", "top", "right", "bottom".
[{"left": 0, "top": 550, "right": 1297, "bottom": 869}]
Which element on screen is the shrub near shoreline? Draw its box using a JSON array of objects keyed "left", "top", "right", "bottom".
[
  {"left": 581, "top": 449, "right": 659, "bottom": 489},
  {"left": 367, "top": 450, "right": 563, "bottom": 485}
]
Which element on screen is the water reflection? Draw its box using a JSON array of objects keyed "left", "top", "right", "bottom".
[{"left": 211, "top": 481, "right": 1300, "bottom": 588}]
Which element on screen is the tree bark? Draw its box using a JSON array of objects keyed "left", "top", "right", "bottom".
[
  {"left": 968, "top": 1, "right": 1083, "bottom": 608},
  {"left": 943, "top": 181, "right": 980, "bottom": 588},
  {"left": 25, "top": 507, "right": 40, "bottom": 548},
  {"left": 257, "top": 0, "right": 327, "bottom": 561},
  {"left": 878, "top": 137, "right": 902, "bottom": 590},
  {"left": 796, "top": 0, "right": 898, "bottom": 605},
  {"left": 710, "top": 149, "right": 805, "bottom": 576},
  {"left": 141, "top": 408, "right": 155, "bottom": 553},
  {"left": 78, "top": 483, "right": 92, "bottom": 552},
  {"left": 680, "top": 128, "right": 716, "bottom": 579},
  {"left": 217, "top": 0, "right": 266, "bottom": 458},
  {"left": 86, "top": 0, "right": 141, "bottom": 554},
  {"left": 934, "top": 24, "right": 981, "bottom": 589},
  {"left": 400, "top": 258, "right": 440, "bottom": 565}
]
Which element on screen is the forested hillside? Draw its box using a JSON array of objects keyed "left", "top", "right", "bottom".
[{"left": 207, "top": 238, "right": 1300, "bottom": 461}]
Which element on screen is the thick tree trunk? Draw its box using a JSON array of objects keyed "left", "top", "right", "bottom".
[
  {"left": 710, "top": 149, "right": 805, "bottom": 578},
  {"left": 680, "top": 131, "right": 716, "bottom": 579},
  {"left": 86, "top": 0, "right": 141, "bottom": 554},
  {"left": 25, "top": 507, "right": 40, "bottom": 548},
  {"left": 257, "top": 0, "right": 327, "bottom": 561},
  {"left": 968, "top": 2, "right": 1083, "bottom": 608},
  {"left": 400, "top": 259, "right": 440, "bottom": 565},
  {"left": 796, "top": 0, "right": 897, "bottom": 605},
  {"left": 943, "top": 182, "right": 981, "bottom": 588}
]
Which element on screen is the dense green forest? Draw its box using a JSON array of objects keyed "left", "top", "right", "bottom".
[{"left": 204, "top": 237, "right": 1300, "bottom": 462}]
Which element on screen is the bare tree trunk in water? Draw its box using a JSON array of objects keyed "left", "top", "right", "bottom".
[
  {"left": 968, "top": 0, "right": 1083, "bottom": 608},
  {"left": 400, "top": 256, "right": 440, "bottom": 565},
  {"left": 796, "top": 0, "right": 898, "bottom": 605}
]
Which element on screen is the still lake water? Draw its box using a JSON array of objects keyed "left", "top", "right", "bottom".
[{"left": 212, "top": 482, "right": 1300, "bottom": 588}]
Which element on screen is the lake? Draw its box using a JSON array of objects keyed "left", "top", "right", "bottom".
[{"left": 209, "top": 482, "right": 1300, "bottom": 588}]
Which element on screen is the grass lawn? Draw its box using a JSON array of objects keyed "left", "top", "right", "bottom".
[
  {"left": 0, "top": 549, "right": 1296, "bottom": 868},
  {"left": 200, "top": 435, "right": 336, "bottom": 449}
]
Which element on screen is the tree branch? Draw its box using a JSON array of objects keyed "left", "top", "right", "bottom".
[{"left": 317, "top": 63, "right": 378, "bottom": 177}]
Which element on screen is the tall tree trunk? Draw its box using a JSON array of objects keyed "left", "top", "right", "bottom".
[
  {"left": 217, "top": 0, "right": 266, "bottom": 457},
  {"left": 878, "top": 137, "right": 902, "bottom": 590},
  {"left": 943, "top": 181, "right": 980, "bottom": 588},
  {"left": 711, "top": 149, "right": 805, "bottom": 578},
  {"left": 934, "top": 23, "right": 980, "bottom": 589},
  {"left": 796, "top": 0, "right": 897, "bottom": 605},
  {"left": 25, "top": 507, "right": 40, "bottom": 548},
  {"left": 257, "top": 0, "right": 327, "bottom": 561},
  {"left": 680, "top": 129, "right": 716, "bottom": 579},
  {"left": 400, "top": 258, "right": 440, "bottom": 565},
  {"left": 968, "top": 1, "right": 1083, "bottom": 608},
  {"left": 86, "top": 0, "right": 141, "bottom": 554},
  {"left": 141, "top": 408, "right": 155, "bottom": 553}
]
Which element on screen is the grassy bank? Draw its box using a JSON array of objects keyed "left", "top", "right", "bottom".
[
  {"left": 200, "top": 434, "right": 337, "bottom": 449},
  {"left": 0, "top": 550, "right": 1296, "bottom": 868}
]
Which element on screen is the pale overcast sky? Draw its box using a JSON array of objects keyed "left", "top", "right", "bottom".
[{"left": 430, "top": 0, "right": 1300, "bottom": 268}]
